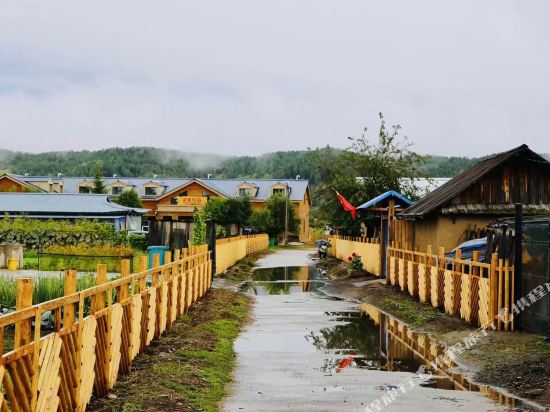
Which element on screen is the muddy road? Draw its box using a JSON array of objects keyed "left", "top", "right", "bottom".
[{"left": 223, "top": 249, "right": 510, "bottom": 412}]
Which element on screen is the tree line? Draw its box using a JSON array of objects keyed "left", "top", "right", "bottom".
[{"left": 0, "top": 146, "right": 489, "bottom": 185}]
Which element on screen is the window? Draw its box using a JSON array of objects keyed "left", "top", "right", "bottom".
[
  {"left": 112, "top": 187, "right": 123, "bottom": 195},
  {"left": 239, "top": 188, "right": 255, "bottom": 198},
  {"left": 79, "top": 186, "right": 90, "bottom": 194},
  {"left": 171, "top": 196, "right": 178, "bottom": 205},
  {"left": 145, "top": 186, "right": 157, "bottom": 196},
  {"left": 272, "top": 188, "right": 286, "bottom": 196}
]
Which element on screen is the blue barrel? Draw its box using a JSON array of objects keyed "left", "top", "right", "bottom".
[{"left": 147, "top": 245, "right": 169, "bottom": 268}]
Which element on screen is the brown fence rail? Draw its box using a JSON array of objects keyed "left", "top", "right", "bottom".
[
  {"left": 0, "top": 244, "right": 211, "bottom": 411},
  {"left": 387, "top": 243, "right": 514, "bottom": 331}
]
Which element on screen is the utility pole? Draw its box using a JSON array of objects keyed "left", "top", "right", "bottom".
[{"left": 284, "top": 182, "right": 289, "bottom": 244}]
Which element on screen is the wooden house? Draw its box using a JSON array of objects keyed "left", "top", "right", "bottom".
[{"left": 398, "top": 144, "right": 550, "bottom": 250}]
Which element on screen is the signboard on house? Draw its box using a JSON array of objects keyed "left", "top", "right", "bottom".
[{"left": 177, "top": 196, "right": 208, "bottom": 206}]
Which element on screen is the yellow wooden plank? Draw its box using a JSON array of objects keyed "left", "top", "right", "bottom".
[{"left": 78, "top": 316, "right": 97, "bottom": 410}]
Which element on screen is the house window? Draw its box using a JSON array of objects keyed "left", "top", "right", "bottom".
[
  {"left": 272, "top": 188, "right": 286, "bottom": 196},
  {"left": 145, "top": 186, "right": 157, "bottom": 196},
  {"left": 171, "top": 196, "right": 178, "bottom": 205},
  {"left": 79, "top": 186, "right": 90, "bottom": 194},
  {"left": 239, "top": 188, "right": 255, "bottom": 198},
  {"left": 112, "top": 187, "right": 123, "bottom": 195}
]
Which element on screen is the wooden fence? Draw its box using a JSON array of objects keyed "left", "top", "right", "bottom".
[
  {"left": 328, "top": 236, "right": 382, "bottom": 277},
  {"left": 0, "top": 244, "right": 211, "bottom": 411},
  {"left": 387, "top": 244, "right": 514, "bottom": 330},
  {"left": 215, "top": 234, "right": 269, "bottom": 275}
]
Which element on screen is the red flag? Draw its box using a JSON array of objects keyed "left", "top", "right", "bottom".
[{"left": 333, "top": 188, "right": 357, "bottom": 220}]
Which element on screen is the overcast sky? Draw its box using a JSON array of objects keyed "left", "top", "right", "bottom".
[{"left": 0, "top": 1, "right": 548, "bottom": 157}]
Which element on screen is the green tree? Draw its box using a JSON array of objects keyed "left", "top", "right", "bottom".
[
  {"left": 191, "top": 206, "right": 207, "bottom": 245},
  {"left": 92, "top": 161, "right": 107, "bottom": 194},
  {"left": 315, "top": 113, "right": 424, "bottom": 235},
  {"left": 249, "top": 193, "right": 299, "bottom": 238},
  {"left": 114, "top": 190, "right": 143, "bottom": 208},
  {"left": 203, "top": 197, "right": 252, "bottom": 228}
]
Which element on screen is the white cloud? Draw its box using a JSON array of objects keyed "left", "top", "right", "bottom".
[{"left": 0, "top": 0, "right": 549, "bottom": 156}]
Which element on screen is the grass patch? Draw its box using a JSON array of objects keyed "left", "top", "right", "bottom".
[
  {"left": 378, "top": 295, "right": 447, "bottom": 328},
  {"left": 88, "top": 289, "right": 251, "bottom": 412}
]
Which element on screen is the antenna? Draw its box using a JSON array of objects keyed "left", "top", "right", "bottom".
[
  {"left": 296, "top": 175, "right": 300, "bottom": 180},
  {"left": 24, "top": 173, "right": 28, "bottom": 177},
  {"left": 153, "top": 174, "right": 158, "bottom": 179},
  {"left": 207, "top": 173, "right": 212, "bottom": 179}
]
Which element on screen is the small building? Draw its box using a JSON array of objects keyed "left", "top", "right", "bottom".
[
  {"left": 0, "top": 192, "right": 149, "bottom": 231},
  {"left": 398, "top": 144, "right": 550, "bottom": 250},
  {"left": 2, "top": 174, "right": 311, "bottom": 242}
]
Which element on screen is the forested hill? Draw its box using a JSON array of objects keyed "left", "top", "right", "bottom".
[{"left": 0, "top": 147, "right": 543, "bottom": 184}]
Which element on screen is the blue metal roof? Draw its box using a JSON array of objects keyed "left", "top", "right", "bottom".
[
  {"left": 356, "top": 190, "right": 413, "bottom": 210},
  {"left": 0, "top": 193, "right": 149, "bottom": 216},
  {"left": 13, "top": 175, "right": 310, "bottom": 202}
]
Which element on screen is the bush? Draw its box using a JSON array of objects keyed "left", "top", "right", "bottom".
[
  {"left": 0, "top": 215, "right": 128, "bottom": 250},
  {"left": 347, "top": 253, "right": 364, "bottom": 271},
  {"left": 128, "top": 233, "right": 147, "bottom": 250}
]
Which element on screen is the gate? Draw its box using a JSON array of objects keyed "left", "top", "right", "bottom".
[
  {"left": 521, "top": 219, "right": 550, "bottom": 335},
  {"left": 148, "top": 221, "right": 192, "bottom": 249}
]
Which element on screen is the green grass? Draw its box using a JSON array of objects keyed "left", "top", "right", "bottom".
[
  {"left": 0, "top": 273, "right": 97, "bottom": 308},
  {"left": 168, "top": 317, "right": 246, "bottom": 410},
  {"left": 88, "top": 290, "right": 251, "bottom": 412},
  {"left": 380, "top": 296, "right": 447, "bottom": 328}
]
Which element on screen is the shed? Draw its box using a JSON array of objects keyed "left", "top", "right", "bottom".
[{"left": 398, "top": 144, "right": 550, "bottom": 250}]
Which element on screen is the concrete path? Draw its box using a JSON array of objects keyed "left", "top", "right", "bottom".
[{"left": 223, "top": 249, "right": 507, "bottom": 412}]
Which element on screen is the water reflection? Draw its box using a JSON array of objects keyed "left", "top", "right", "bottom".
[
  {"left": 361, "top": 303, "right": 520, "bottom": 408},
  {"left": 241, "top": 266, "right": 326, "bottom": 295},
  {"left": 306, "top": 311, "right": 424, "bottom": 374}
]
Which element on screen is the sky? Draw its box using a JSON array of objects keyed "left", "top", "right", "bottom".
[{"left": 0, "top": 1, "right": 549, "bottom": 157}]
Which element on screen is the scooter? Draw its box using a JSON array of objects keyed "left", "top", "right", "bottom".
[{"left": 317, "top": 239, "right": 332, "bottom": 260}]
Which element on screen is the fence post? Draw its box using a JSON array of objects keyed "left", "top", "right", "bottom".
[
  {"left": 120, "top": 259, "right": 130, "bottom": 301},
  {"left": 489, "top": 253, "right": 498, "bottom": 327},
  {"left": 152, "top": 254, "right": 160, "bottom": 285},
  {"left": 64, "top": 270, "right": 77, "bottom": 328},
  {"left": 497, "top": 258, "right": 503, "bottom": 331},
  {"left": 504, "top": 259, "right": 510, "bottom": 331},
  {"left": 514, "top": 203, "right": 522, "bottom": 330},
  {"left": 139, "top": 256, "right": 147, "bottom": 292},
  {"left": 207, "top": 221, "right": 217, "bottom": 278},
  {"left": 14, "top": 278, "right": 33, "bottom": 347},
  {"left": 94, "top": 264, "right": 108, "bottom": 313}
]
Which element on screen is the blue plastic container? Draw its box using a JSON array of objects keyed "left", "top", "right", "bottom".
[{"left": 147, "top": 245, "right": 169, "bottom": 268}]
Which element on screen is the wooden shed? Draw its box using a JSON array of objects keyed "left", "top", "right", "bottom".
[{"left": 398, "top": 144, "right": 550, "bottom": 250}]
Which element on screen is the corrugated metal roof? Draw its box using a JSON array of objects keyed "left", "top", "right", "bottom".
[
  {"left": 12, "top": 175, "right": 310, "bottom": 202},
  {"left": 196, "top": 178, "right": 309, "bottom": 201},
  {"left": 0, "top": 193, "right": 149, "bottom": 216},
  {"left": 356, "top": 191, "right": 413, "bottom": 210},
  {"left": 399, "top": 144, "right": 550, "bottom": 218}
]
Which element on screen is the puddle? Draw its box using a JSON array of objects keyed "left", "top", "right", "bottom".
[
  {"left": 240, "top": 264, "right": 522, "bottom": 409},
  {"left": 361, "top": 303, "right": 522, "bottom": 409},
  {"left": 241, "top": 266, "right": 326, "bottom": 295},
  {"left": 306, "top": 311, "right": 425, "bottom": 374}
]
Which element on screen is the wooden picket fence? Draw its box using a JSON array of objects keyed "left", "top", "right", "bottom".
[
  {"left": 387, "top": 243, "right": 514, "bottom": 331},
  {"left": 215, "top": 234, "right": 269, "bottom": 275},
  {"left": 0, "top": 244, "right": 211, "bottom": 411},
  {"left": 328, "top": 236, "right": 382, "bottom": 277}
]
